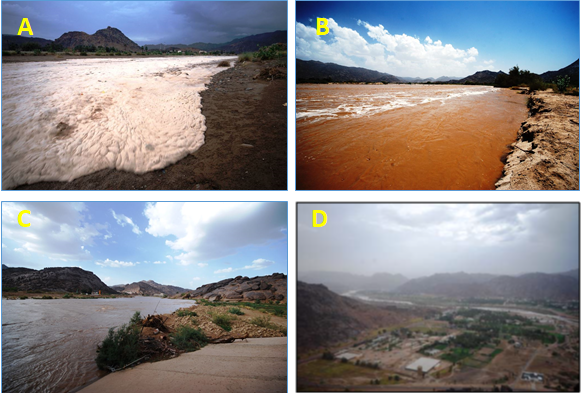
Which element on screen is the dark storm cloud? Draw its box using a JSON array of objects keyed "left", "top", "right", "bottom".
[
  {"left": 298, "top": 203, "right": 579, "bottom": 278},
  {"left": 2, "top": 1, "right": 286, "bottom": 45}
]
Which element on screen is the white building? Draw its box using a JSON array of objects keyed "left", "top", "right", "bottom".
[{"left": 406, "top": 357, "right": 441, "bottom": 373}]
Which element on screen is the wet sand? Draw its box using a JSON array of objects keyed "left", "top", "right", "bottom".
[
  {"left": 11, "top": 60, "right": 287, "bottom": 190},
  {"left": 297, "top": 84, "right": 528, "bottom": 190},
  {"left": 496, "top": 90, "right": 579, "bottom": 190},
  {"left": 77, "top": 337, "right": 287, "bottom": 393}
]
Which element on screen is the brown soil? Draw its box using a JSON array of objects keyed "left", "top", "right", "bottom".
[
  {"left": 12, "top": 60, "right": 287, "bottom": 190},
  {"left": 495, "top": 90, "right": 579, "bottom": 190}
]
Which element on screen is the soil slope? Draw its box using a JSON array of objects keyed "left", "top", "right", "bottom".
[{"left": 496, "top": 90, "right": 579, "bottom": 190}]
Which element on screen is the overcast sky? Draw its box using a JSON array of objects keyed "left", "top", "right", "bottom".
[
  {"left": 298, "top": 203, "right": 579, "bottom": 279},
  {"left": 2, "top": 202, "right": 288, "bottom": 289},
  {"left": 2, "top": 1, "right": 287, "bottom": 44},
  {"left": 297, "top": 1, "right": 579, "bottom": 78}
]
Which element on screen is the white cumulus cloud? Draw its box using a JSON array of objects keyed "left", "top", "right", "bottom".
[
  {"left": 96, "top": 259, "right": 140, "bottom": 268},
  {"left": 244, "top": 258, "right": 275, "bottom": 270},
  {"left": 144, "top": 202, "right": 286, "bottom": 266}
]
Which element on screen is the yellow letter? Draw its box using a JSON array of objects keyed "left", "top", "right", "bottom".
[
  {"left": 313, "top": 210, "right": 327, "bottom": 227},
  {"left": 316, "top": 18, "right": 329, "bottom": 36},
  {"left": 18, "top": 18, "right": 33, "bottom": 36},
  {"left": 18, "top": 210, "right": 31, "bottom": 227}
]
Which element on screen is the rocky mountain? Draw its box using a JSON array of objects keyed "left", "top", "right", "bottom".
[
  {"left": 449, "top": 70, "right": 506, "bottom": 85},
  {"left": 54, "top": 26, "right": 141, "bottom": 51},
  {"left": 397, "top": 272, "right": 579, "bottom": 301},
  {"left": 298, "top": 270, "right": 408, "bottom": 294},
  {"left": 184, "top": 273, "right": 286, "bottom": 302},
  {"left": 558, "top": 268, "right": 579, "bottom": 280},
  {"left": 298, "top": 281, "right": 415, "bottom": 353},
  {"left": 111, "top": 280, "right": 190, "bottom": 296},
  {"left": 2, "top": 266, "right": 116, "bottom": 294},
  {"left": 146, "top": 30, "right": 287, "bottom": 54},
  {"left": 297, "top": 59, "right": 402, "bottom": 84},
  {"left": 540, "top": 59, "right": 579, "bottom": 86}
]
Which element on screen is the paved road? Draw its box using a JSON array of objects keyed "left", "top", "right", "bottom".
[{"left": 79, "top": 337, "right": 287, "bottom": 393}]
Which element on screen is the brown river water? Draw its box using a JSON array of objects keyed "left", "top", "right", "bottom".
[
  {"left": 297, "top": 84, "right": 528, "bottom": 190},
  {"left": 1, "top": 297, "right": 195, "bottom": 393}
]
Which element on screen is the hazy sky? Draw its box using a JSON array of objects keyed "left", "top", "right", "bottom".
[
  {"left": 297, "top": 1, "right": 579, "bottom": 78},
  {"left": 298, "top": 203, "right": 579, "bottom": 278},
  {"left": 2, "top": 1, "right": 287, "bottom": 44},
  {"left": 2, "top": 202, "right": 288, "bottom": 289}
]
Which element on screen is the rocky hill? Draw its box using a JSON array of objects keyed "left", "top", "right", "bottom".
[
  {"left": 449, "top": 70, "right": 506, "bottom": 85},
  {"left": 298, "top": 270, "right": 408, "bottom": 294},
  {"left": 297, "top": 59, "right": 401, "bottom": 84},
  {"left": 2, "top": 34, "right": 53, "bottom": 49},
  {"left": 184, "top": 273, "right": 286, "bottom": 302},
  {"left": 112, "top": 280, "right": 190, "bottom": 296},
  {"left": 397, "top": 271, "right": 579, "bottom": 301},
  {"left": 2, "top": 265, "right": 116, "bottom": 294},
  {"left": 298, "top": 281, "right": 415, "bottom": 353},
  {"left": 540, "top": 59, "right": 579, "bottom": 86},
  {"left": 54, "top": 26, "right": 141, "bottom": 51}
]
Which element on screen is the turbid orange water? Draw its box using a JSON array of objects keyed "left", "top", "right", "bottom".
[{"left": 296, "top": 84, "right": 528, "bottom": 190}]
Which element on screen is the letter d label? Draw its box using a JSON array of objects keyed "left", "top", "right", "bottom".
[
  {"left": 313, "top": 210, "right": 327, "bottom": 227},
  {"left": 317, "top": 18, "right": 329, "bottom": 36}
]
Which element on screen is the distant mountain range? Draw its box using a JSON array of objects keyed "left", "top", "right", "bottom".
[
  {"left": 297, "top": 58, "right": 579, "bottom": 86},
  {"left": 297, "top": 59, "right": 400, "bottom": 83},
  {"left": 2, "top": 265, "right": 116, "bottom": 294},
  {"left": 397, "top": 270, "right": 579, "bottom": 301},
  {"left": 298, "top": 281, "right": 414, "bottom": 352},
  {"left": 298, "top": 270, "right": 408, "bottom": 294},
  {"left": 302, "top": 269, "right": 579, "bottom": 301},
  {"left": 2, "top": 29, "right": 286, "bottom": 54},
  {"left": 111, "top": 280, "right": 190, "bottom": 297}
]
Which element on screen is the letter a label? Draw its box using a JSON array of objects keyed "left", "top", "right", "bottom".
[
  {"left": 317, "top": 18, "right": 329, "bottom": 36},
  {"left": 18, "top": 18, "right": 33, "bottom": 36}
]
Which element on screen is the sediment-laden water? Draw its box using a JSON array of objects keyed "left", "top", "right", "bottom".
[
  {"left": 1, "top": 297, "right": 195, "bottom": 393},
  {"left": 297, "top": 84, "right": 528, "bottom": 190}
]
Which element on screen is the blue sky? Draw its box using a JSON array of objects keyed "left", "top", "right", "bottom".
[
  {"left": 2, "top": 1, "right": 287, "bottom": 44},
  {"left": 297, "top": 1, "right": 579, "bottom": 78},
  {"left": 2, "top": 202, "right": 288, "bottom": 289}
]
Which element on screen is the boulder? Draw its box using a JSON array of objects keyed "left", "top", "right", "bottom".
[{"left": 243, "top": 291, "right": 267, "bottom": 301}]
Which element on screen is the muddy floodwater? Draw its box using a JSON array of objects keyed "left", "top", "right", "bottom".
[
  {"left": 1, "top": 297, "right": 195, "bottom": 393},
  {"left": 297, "top": 84, "right": 528, "bottom": 190}
]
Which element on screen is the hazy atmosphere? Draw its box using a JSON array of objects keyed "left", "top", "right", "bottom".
[
  {"left": 2, "top": 1, "right": 287, "bottom": 44},
  {"left": 298, "top": 203, "right": 579, "bottom": 278}
]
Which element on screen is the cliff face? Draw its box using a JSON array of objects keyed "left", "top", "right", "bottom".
[
  {"left": 2, "top": 266, "right": 117, "bottom": 294},
  {"left": 54, "top": 27, "right": 141, "bottom": 51},
  {"left": 185, "top": 273, "right": 287, "bottom": 303}
]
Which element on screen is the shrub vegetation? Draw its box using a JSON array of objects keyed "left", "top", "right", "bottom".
[{"left": 171, "top": 325, "right": 208, "bottom": 351}]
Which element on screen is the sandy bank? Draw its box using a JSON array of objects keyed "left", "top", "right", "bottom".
[
  {"left": 12, "top": 60, "right": 287, "bottom": 190},
  {"left": 78, "top": 337, "right": 287, "bottom": 393},
  {"left": 495, "top": 90, "right": 579, "bottom": 190}
]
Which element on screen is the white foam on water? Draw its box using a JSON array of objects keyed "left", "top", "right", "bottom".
[
  {"left": 2, "top": 56, "right": 236, "bottom": 189},
  {"left": 297, "top": 85, "right": 496, "bottom": 124}
]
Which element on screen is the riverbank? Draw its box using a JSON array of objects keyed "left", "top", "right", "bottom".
[
  {"left": 11, "top": 59, "right": 287, "bottom": 190},
  {"left": 77, "top": 337, "right": 286, "bottom": 393},
  {"left": 495, "top": 90, "right": 579, "bottom": 190}
]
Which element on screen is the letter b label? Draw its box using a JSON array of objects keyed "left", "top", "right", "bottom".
[{"left": 317, "top": 18, "right": 329, "bottom": 36}]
